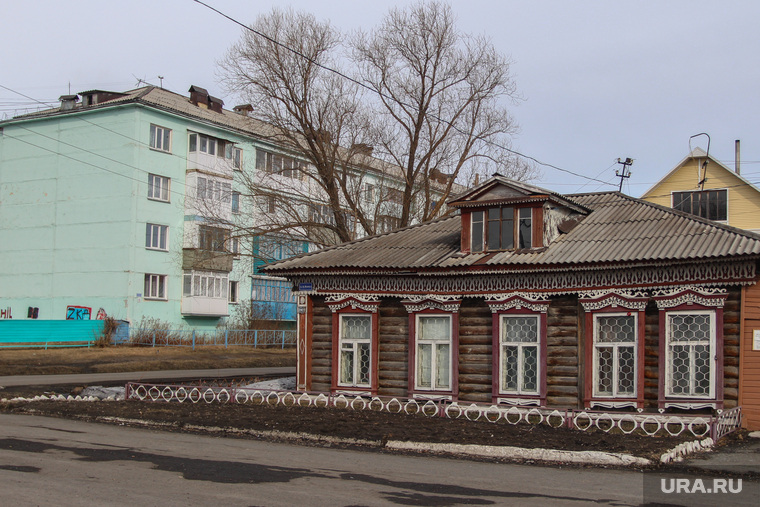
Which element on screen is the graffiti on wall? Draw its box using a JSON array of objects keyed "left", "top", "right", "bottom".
[
  {"left": 66, "top": 306, "right": 91, "bottom": 320},
  {"left": 27, "top": 307, "right": 39, "bottom": 319},
  {"left": 95, "top": 308, "right": 107, "bottom": 320},
  {"left": 0, "top": 307, "right": 11, "bottom": 319}
]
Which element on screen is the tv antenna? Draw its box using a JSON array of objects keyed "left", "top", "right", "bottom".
[
  {"left": 158, "top": 76, "right": 164, "bottom": 88},
  {"left": 615, "top": 157, "right": 633, "bottom": 192},
  {"left": 689, "top": 133, "right": 711, "bottom": 191}
]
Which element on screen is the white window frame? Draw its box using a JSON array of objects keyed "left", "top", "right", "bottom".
[
  {"left": 148, "top": 173, "right": 170, "bottom": 202},
  {"left": 665, "top": 310, "right": 716, "bottom": 399},
  {"left": 592, "top": 313, "right": 638, "bottom": 399},
  {"left": 228, "top": 280, "right": 238, "bottom": 304},
  {"left": 231, "top": 191, "right": 240, "bottom": 213},
  {"left": 499, "top": 314, "right": 540, "bottom": 395},
  {"left": 149, "top": 124, "right": 171, "bottom": 153},
  {"left": 145, "top": 223, "right": 169, "bottom": 251},
  {"left": 144, "top": 274, "right": 167, "bottom": 300},
  {"left": 414, "top": 314, "right": 453, "bottom": 391},
  {"left": 182, "top": 270, "right": 229, "bottom": 299},
  {"left": 338, "top": 314, "right": 372, "bottom": 388},
  {"left": 233, "top": 147, "right": 242, "bottom": 169}
]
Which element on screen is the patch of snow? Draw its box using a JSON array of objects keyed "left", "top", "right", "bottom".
[
  {"left": 81, "top": 386, "right": 125, "bottom": 401},
  {"left": 242, "top": 376, "right": 296, "bottom": 391},
  {"left": 387, "top": 441, "right": 651, "bottom": 466}
]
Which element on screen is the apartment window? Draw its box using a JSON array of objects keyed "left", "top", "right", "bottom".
[
  {"left": 233, "top": 147, "right": 242, "bottom": 170},
  {"left": 500, "top": 315, "right": 540, "bottom": 395},
  {"left": 472, "top": 207, "right": 532, "bottom": 252},
  {"left": 183, "top": 270, "right": 229, "bottom": 299},
  {"left": 144, "top": 274, "right": 167, "bottom": 300},
  {"left": 665, "top": 311, "right": 715, "bottom": 398},
  {"left": 387, "top": 188, "right": 404, "bottom": 205},
  {"left": 415, "top": 315, "right": 452, "bottom": 391},
  {"left": 672, "top": 189, "right": 727, "bottom": 221},
  {"left": 377, "top": 215, "right": 400, "bottom": 234},
  {"left": 145, "top": 223, "right": 168, "bottom": 251},
  {"left": 198, "top": 225, "right": 230, "bottom": 252},
  {"left": 231, "top": 191, "right": 240, "bottom": 213},
  {"left": 228, "top": 280, "right": 238, "bottom": 303},
  {"left": 364, "top": 183, "right": 376, "bottom": 202},
  {"left": 149, "top": 124, "right": 171, "bottom": 152},
  {"left": 196, "top": 177, "right": 231, "bottom": 204},
  {"left": 310, "top": 203, "right": 335, "bottom": 225},
  {"left": 148, "top": 174, "right": 170, "bottom": 202},
  {"left": 338, "top": 314, "right": 372, "bottom": 388},
  {"left": 593, "top": 314, "right": 637, "bottom": 398},
  {"left": 255, "top": 149, "right": 304, "bottom": 179},
  {"left": 188, "top": 133, "right": 232, "bottom": 157},
  {"left": 231, "top": 237, "right": 240, "bottom": 256}
]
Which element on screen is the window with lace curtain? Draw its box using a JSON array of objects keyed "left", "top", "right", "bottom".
[
  {"left": 338, "top": 315, "right": 372, "bottom": 387},
  {"left": 415, "top": 315, "right": 452, "bottom": 390}
]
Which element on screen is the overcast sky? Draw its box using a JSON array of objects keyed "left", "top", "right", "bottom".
[{"left": 2, "top": 0, "right": 758, "bottom": 196}]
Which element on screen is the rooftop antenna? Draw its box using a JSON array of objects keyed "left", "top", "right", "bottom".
[
  {"left": 158, "top": 76, "right": 164, "bottom": 89},
  {"left": 615, "top": 157, "right": 633, "bottom": 192},
  {"left": 689, "top": 133, "right": 711, "bottom": 191}
]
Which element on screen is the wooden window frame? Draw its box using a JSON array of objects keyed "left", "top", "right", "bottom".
[
  {"left": 581, "top": 294, "right": 647, "bottom": 410},
  {"left": 491, "top": 307, "right": 548, "bottom": 406},
  {"left": 328, "top": 298, "right": 379, "bottom": 396},
  {"left": 469, "top": 205, "right": 543, "bottom": 253},
  {"left": 402, "top": 298, "right": 461, "bottom": 401}
]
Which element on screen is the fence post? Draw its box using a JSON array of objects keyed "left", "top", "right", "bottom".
[
  {"left": 192, "top": 330, "right": 196, "bottom": 351},
  {"left": 152, "top": 331, "right": 156, "bottom": 348},
  {"left": 282, "top": 330, "right": 285, "bottom": 349},
  {"left": 225, "top": 330, "right": 228, "bottom": 349},
  {"left": 254, "top": 330, "right": 258, "bottom": 348}
]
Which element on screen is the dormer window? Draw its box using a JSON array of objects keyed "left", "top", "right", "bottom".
[{"left": 471, "top": 207, "right": 532, "bottom": 252}]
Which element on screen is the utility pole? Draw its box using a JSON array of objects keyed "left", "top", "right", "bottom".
[{"left": 615, "top": 157, "right": 633, "bottom": 192}]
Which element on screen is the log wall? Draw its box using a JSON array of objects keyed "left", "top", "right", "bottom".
[{"left": 307, "top": 287, "right": 743, "bottom": 413}]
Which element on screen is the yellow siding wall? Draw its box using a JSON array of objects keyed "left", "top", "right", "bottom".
[{"left": 642, "top": 158, "right": 760, "bottom": 231}]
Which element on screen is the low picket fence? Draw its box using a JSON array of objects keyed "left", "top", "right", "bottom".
[
  {"left": 125, "top": 382, "right": 742, "bottom": 440},
  {"left": 127, "top": 329, "right": 296, "bottom": 349}
]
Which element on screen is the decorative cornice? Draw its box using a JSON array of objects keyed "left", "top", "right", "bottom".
[
  {"left": 485, "top": 294, "right": 550, "bottom": 313},
  {"left": 652, "top": 286, "right": 728, "bottom": 310},
  {"left": 290, "top": 260, "right": 754, "bottom": 297},
  {"left": 401, "top": 295, "right": 462, "bottom": 313},
  {"left": 325, "top": 294, "right": 380, "bottom": 313},
  {"left": 579, "top": 290, "right": 649, "bottom": 312}
]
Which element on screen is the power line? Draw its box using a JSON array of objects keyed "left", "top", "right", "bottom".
[{"left": 191, "top": 0, "right": 615, "bottom": 188}]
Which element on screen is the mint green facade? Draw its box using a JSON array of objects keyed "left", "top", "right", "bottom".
[{"left": 0, "top": 91, "right": 257, "bottom": 331}]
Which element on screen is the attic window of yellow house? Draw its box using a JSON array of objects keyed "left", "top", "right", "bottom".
[
  {"left": 672, "top": 189, "right": 727, "bottom": 222},
  {"left": 471, "top": 207, "right": 533, "bottom": 252}
]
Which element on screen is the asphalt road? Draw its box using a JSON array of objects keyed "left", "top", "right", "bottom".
[{"left": 0, "top": 413, "right": 757, "bottom": 506}]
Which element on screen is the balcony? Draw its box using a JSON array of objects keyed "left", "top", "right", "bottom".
[
  {"left": 181, "top": 295, "right": 229, "bottom": 317},
  {"left": 182, "top": 249, "right": 234, "bottom": 272}
]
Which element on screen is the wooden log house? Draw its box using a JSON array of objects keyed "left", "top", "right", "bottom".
[{"left": 263, "top": 176, "right": 760, "bottom": 426}]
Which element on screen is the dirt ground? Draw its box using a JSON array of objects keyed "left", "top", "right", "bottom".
[
  {"left": 0, "top": 346, "right": 295, "bottom": 375},
  {"left": 0, "top": 387, "right": 704, "bottom": 463}
]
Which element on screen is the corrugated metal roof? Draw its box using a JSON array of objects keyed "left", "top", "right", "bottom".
[{"left": 264, "top": 191, "right": 760, "bottom": 273}]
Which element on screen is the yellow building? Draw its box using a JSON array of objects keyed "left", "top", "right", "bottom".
[{"left": 641, "top": 147, "right": 760, "bottom": 233}]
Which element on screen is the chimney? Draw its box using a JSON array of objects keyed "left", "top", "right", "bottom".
[
  {"left": 188, "top": 85, "right": 210, "bottom": 109},
  {"left": 735, "top": 139, "right": 741, "bottom": 175},
  {"left": 208, "top": 95, "right": 224, "bottom": 114},
  {"left": 233, "top": 104, "right": 253, "bottom": 116},
  {"left": 59, "top": 94, "right": 79, "bottom": 111}
]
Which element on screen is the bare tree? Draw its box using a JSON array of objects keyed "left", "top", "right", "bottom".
[
  {"left": 218, "top": 4, "right": 534, "bottom": 250},
  {"left": 352, "top": 1, "right": 536, "bottom": 226},
  {"left": 219, "top": 8, "right": 381, "bottom": 245}
]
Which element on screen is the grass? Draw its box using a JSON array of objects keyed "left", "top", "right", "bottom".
[{"left": 0, "top": 346, "right": 296, "bottom": 376}]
